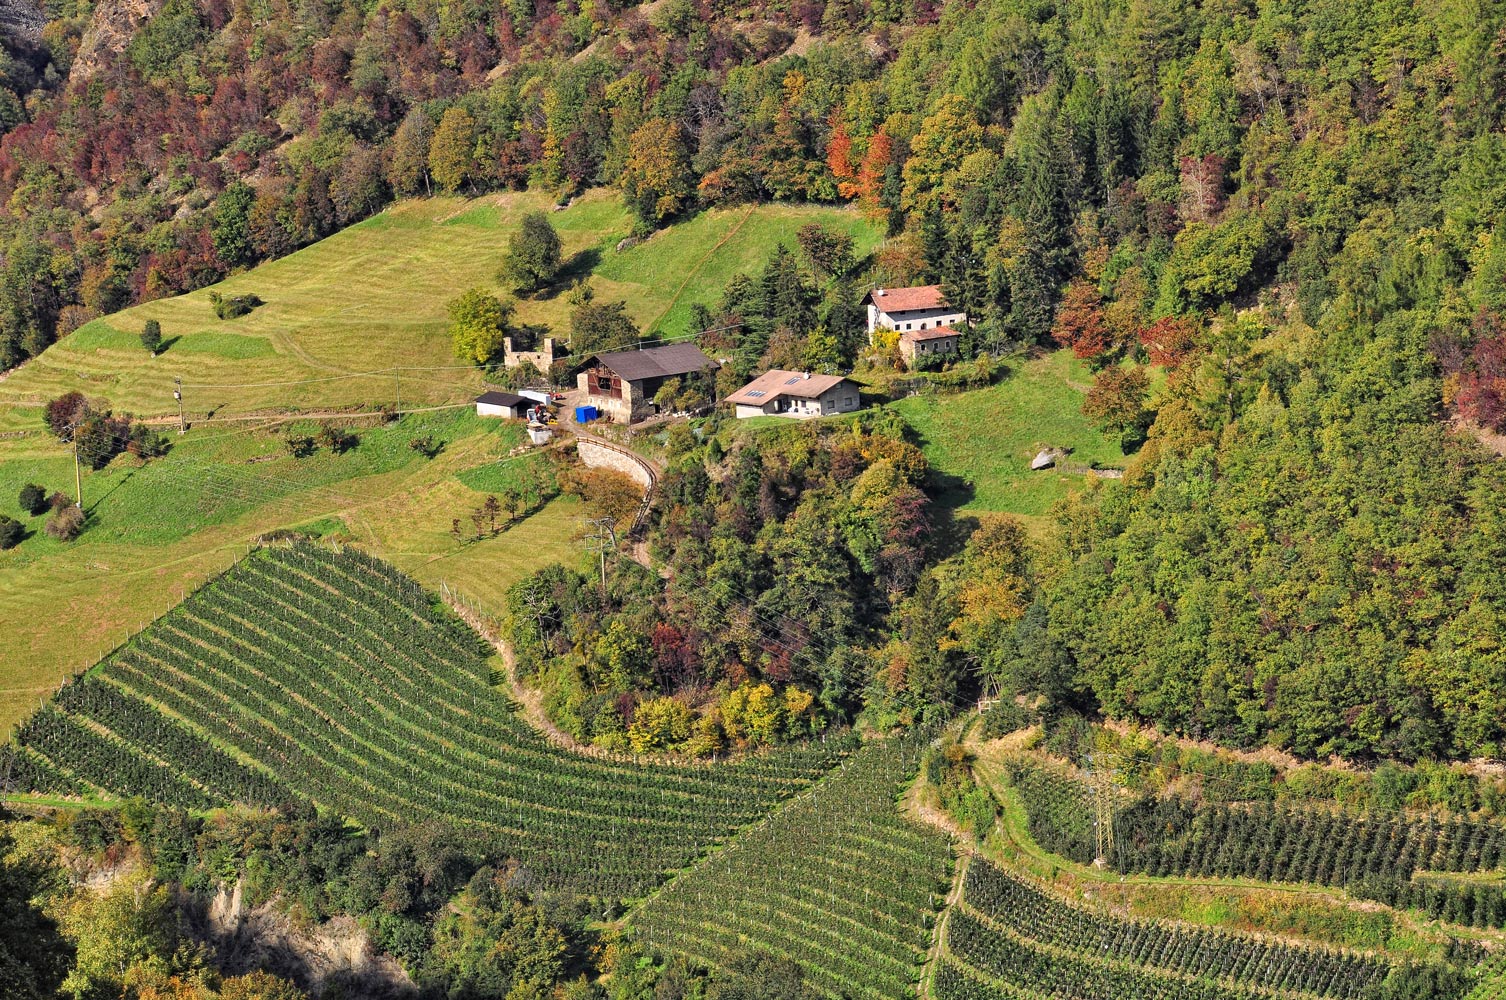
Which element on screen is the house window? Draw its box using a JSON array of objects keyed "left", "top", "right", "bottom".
[
  {"left": 843, "top": 397, "right": 853, "bottom": 407},
  {"left": 920, "top": 322, "right": 927, "bottom": 330}
]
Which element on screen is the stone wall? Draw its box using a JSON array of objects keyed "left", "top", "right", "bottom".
[
  {"left": 503, "top": 336, "right": 558, "bottom": 371},
  {"left": 576, "top": 438, "right": 654, "bottom": 489}
]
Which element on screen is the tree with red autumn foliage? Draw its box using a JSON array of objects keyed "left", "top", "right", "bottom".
[
  {"left": 1139, "top": 315, "right": 1204, "bottom": 372},
  {"left": 1051, "top": 279, "right": 1115, "bottom": 362},
  {"left": 1441, "top": 310, "right": 1506, "bottom": 432}
]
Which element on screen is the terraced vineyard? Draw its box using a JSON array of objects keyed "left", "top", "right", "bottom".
[
  {"left": 938, "top": 859, "right": 1396, "bottom": 1000},
  {"left": 630, "top": 732, "right": 953, "bottom": 1000},
  {"left": 1006, "top": 758, "right": 1506, "bottom": 930},
  {"left": 1, "top": 542, "right": 851, "bottom": 898}
]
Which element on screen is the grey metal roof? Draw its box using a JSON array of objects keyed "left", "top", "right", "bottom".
[
  {"left": 476, "top": 390, "right": 528, "bottom": 407},
  {"left": 588, "top": 342, "right": 717, "bottom": 381}
]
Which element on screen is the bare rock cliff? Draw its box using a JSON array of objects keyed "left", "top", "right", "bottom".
[{"left": 70, "top": 0, "right": 162, "bottom": 81}]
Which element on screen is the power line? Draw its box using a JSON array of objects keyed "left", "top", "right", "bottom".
[{"left": 178, "top": 363, "right": 493, "bottom": 391}]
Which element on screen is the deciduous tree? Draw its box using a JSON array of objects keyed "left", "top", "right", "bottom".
[
  {"left": 430, "top": 107, "right": 478, "bottom": 194},
  {"left": 1082, "top": 365, "right": 1149, "bottom": 434},
  {"left": 387, "top": 109, "right": 435, "bottom": 197},
  {"left": 620, "top": 119, "right": 694, "bottom": 225},
  {"left": 502, "top": 211, "right": 563, "bottom": 292},
  {"left": 448, "top": 287, "right": 514, "bottom": 364}
]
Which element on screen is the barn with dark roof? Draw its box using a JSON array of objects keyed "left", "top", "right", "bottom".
[{"left": 577, "top": 343, "right": 719, "bottom": 423}]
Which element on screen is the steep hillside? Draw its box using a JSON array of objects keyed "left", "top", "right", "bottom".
[
  {"left": 5, "top": 542, "right": 852, "bottom": 897},
  {"left": 0, "top": 191, "right": 879, "bottom": 423}
]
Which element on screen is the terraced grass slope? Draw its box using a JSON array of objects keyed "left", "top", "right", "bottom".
[
  {"left": 936, "top": 859, "right": 1396, "bottom": 1000},
  {"left": 2, "top": 542, "right": 850, "bottom": 898},
  {"left": 630, "top": 732, "right": 953, "bottom": 1000},
  {"left": 0, "top": 192, "right": 882, "bottom": 424}
]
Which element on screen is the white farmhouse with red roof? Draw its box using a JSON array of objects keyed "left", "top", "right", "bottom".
[
  {"left": 862, "top": 284, "right": 966, "bottom": 366},
  {"left": 862, "top": 284, "right": 967, "bottom": 340}
]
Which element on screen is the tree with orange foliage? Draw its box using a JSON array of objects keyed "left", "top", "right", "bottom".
[
  {"left": 1139, "top": 315, "right": 1203, "bottom": 372},
  {"left": 856, "top": 131, "right": 893, "bottom": 219},
  {"left": 828, "top": 117, "right": 859, "bottom": 199},
  {"left": 1050, "top": 279, "right": 1114, "bottom": 361}
]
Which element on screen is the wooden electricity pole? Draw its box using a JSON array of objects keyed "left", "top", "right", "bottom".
[
  {"left": 174, "top": 376, "right": 185, "bottom": 434},
  {"left": 70, "top": 418, "right": 83, "bottom": 508}
]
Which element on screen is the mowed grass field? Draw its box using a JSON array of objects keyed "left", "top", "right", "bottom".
[
  {"left": 890, "top": 351, "right": 1129, "bottom": 520},
  {"left": 0, "top": 190, "right": 880, "bottom": 737},
  {"left": 0, "top": 191, "right": 882, "bottom": 422}
]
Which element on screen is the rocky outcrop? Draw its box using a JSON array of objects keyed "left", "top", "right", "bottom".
[
  {"left": 1031, "top": 447, "right": 1067, "bottom": 470},
  {"left": 189, "top": 880, "right": 414, "bottom": 998},
  {"left": 70, "top": 0, "right": 162, "bottom": 82},
  {"left": 0, "top": 0, "right": 45, "bottom": 46}
]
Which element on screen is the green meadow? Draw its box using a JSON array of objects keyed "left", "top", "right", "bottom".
[
  {"left": 0, "top": 192, "right": 882, "bottom": 421},
  {"left": 889, "top": 350, "right": 1129, "bottom": 521}
]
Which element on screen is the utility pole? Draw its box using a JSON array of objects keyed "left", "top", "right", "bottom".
[
  {"left": 1086, "top": 751, "right": 1115, "bottom": 869},
  {"left": 70, "top": 419, "right": 82, "bottom": 509},
  {"left": 173, "top": 376, "right": 185, "bottom": 435},
  {"left": 584, "top": 516, "right": 617, "bottom": 592}
]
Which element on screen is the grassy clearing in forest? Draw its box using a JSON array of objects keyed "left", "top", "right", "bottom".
[{"left": 889, "top": 350, "right": 1129, "bottom": 520}]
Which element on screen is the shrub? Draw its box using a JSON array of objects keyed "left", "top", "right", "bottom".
[
  {"left": 45, "top": 504, "right": 84, "bottom": 541},
  {"left": 141, "top": 320, "right": 162, "bottom": 353},
  {"left": 209, "top": 290, "right": 263, "bottom": 319},
  {"left": 43, "top": 391, "right": 89, "bottom": 439},
  {"left": 319, "top": 424, "right": 358, "bottom": 454},
  {"left": 285, "top": 435, "right": 317, "bottom": 458},
  {"left": 18, "top": 483, "right": 46, "bottom": 515},
  {"left": 125, "top": 423, "right": 170, "bottom": 459},
  {"left": 409, "top": 435, "right": 443, "bottom": 458},
  {"left": 0, "top": 515, "right": 22, "bottom": 549}
]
